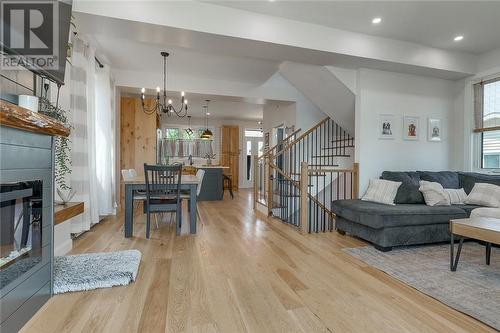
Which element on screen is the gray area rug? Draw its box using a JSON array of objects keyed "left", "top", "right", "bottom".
[
  {"left": 54, "top": 250, "right": 141, "bottom": 294},
  {"left": 343, "top": 243, "right": 500, "bottom": 330}
]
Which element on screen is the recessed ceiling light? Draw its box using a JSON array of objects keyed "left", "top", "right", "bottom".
[
  {"left": 372, "top": 17, "right": 382, "bottom": 24},
  {"left": 454, "top": 35, "right": 464, "bottom": 42}
]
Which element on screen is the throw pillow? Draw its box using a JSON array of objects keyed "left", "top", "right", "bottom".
[
  {"left": 418, "top": 181, "right": 450, "bottom": 206},
  {"left": 444, "top": 188, "right": 468, "bottom": 205},
  {"left": 464, "top": 183, "right": 500, "bottom": 208},
  {"left": 380, "top": 171, "right": 424, "bottom": 204},
  {"left": 361, "top": 179, "right": 402, "bottom": 205},
  {"left": 470, "top": 207, "right": 500, "bottom": 219}
]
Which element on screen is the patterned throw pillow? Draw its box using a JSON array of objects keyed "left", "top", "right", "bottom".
[
  {"left": 464, "top": 183, "right": 500, "bottom": 208},
  {"left": 419, "top": 181, "right": 450, "bottom": 206},
  {"left": 361, "top": 179, "right": 402, "bottom": 205},
  {"left": 444, "top": 188, "right": 468, "bottom": 205}
]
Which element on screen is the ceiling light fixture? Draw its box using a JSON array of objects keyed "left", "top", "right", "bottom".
[
  {"left": 185, "top": 115, "right": 193, "bottom": 136},
  {"left": 454, "top": 35, "right": 464, "bottom": 42},
  {"left": 140, "top": 52, "right": 188, "bottom": 117},
  {"left": 372, "top": 17, "right": 382, "bottom": 24},
  {"left": 201, "top": 100, "right": 213, "bottom": 140}
]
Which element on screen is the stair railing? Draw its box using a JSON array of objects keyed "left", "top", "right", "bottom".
[{"left": 254, "top": 116, "right": 357, "bottom": 233}]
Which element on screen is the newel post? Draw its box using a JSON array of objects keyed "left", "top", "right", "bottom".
[
  {"left": 266, "top": 155, "right": 273, "bottom": 216},
  {"left": 352, "top": 163, "right": 360, "bottom": 199},
  {"left": 300, "top": 161, "right": 309, "bottom": 234}
]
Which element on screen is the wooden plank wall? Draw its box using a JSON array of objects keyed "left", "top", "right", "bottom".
[
  {"left": 221, "top": 125, "right": 239, "bottom": 191},
  {"left": 119, "top": 97, "right": 158, "bottom": 206}
]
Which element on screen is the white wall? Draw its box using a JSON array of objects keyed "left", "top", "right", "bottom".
[
  {"left": 356, "top": 69, "right": 456, "bottom": 193},
  {"left": 477, "top": 47, "right": 500, "bottom": 75}
]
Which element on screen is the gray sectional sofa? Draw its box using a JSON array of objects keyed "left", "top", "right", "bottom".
[{"left": 331, "top": 171, "right": 500, "bottom": 251}]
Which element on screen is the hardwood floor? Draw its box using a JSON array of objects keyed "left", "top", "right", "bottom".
[{"left": 22, "top": 190, "right": 496, "bottom": 333}]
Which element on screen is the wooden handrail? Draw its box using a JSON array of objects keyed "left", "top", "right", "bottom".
[
  {"left": 274, "top": 117, "right": 330, "bottom": 158},
  {"left": 259, "top": 127, "right": 302, "bottom": 160}
]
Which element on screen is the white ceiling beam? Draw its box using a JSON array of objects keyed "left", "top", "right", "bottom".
[{"left": 73, "top": 0, "right": 477, "bottom": 77}]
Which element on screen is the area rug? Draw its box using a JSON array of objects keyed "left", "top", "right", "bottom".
[
  {"left": 343, "top": 243, "right": 500, "bottom": 330},
  {"left": 53, "top": 250, "right": 141, "bottom": 294}
]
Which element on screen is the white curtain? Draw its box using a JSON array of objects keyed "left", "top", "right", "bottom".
[
  {"left": 69, "top": 36, "right": 99, "bottom": 233},
  {"left": 95, "top": 65, "right": 116, "bottom": 216}
]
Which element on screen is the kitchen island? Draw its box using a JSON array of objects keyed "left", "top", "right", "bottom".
[{"left": 194, "top": 166, "right": 229, "bottom": 201}]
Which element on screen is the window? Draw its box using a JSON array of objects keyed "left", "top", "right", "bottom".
[
  {"left": 475, "top": 79, "right": 500, "bottom": 169},
  {"left": 482, "top": 130, "right": 500, "bottom": 168},
  {"left": 164, "top": 128, "right": 180, "bottom": 140},
  {"left": 244, "top": 129, "right": 263, "bottom": 138}
]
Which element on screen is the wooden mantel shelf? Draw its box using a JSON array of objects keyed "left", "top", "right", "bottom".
[
  {"left": 54, "top": 202, "right": 84, "bottom": 225},
  {"left": 0, "top": 100, "right": 70, "bottom": 137}
]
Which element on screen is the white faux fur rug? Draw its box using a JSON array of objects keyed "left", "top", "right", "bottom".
[{"left": 53, "top": 250, "right": 141, "bottom": 294}]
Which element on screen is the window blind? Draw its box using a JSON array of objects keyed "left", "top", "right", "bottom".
[{"left": 473, "top": 77, "right": 500, "bottom": 133}]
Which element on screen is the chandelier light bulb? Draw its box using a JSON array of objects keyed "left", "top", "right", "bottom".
[{"left": 140, "top": 52, "right": 188, "bottom": 116}]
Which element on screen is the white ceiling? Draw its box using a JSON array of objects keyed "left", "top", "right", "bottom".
[
  {"left": 91, "top": 36, "right": 279, "bottom": 85},
  {"left": 118, "top": 88, "right": 292, "bottom": 120},
  {"left": 208, "top": 1, "right": 500, "bottom": 55}
]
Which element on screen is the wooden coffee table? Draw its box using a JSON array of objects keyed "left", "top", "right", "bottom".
[{"left": 450, "top": 217, "right": 500, "bottom": 271}]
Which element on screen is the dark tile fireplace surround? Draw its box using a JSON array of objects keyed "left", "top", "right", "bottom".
[{"left": 0, "top": 125, "right": 55, "bottom": 332}]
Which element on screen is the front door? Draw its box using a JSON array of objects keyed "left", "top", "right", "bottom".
[{"left": 241, "top": 137, "right": 264, "bottom": 188}]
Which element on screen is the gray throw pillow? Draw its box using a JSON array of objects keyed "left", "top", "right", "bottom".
[
  {"left": 381, "top": 171, "right": 424, "bottom": 204},
  {"left": 418, "top": 171, "right": 459, "bottom": 189}
]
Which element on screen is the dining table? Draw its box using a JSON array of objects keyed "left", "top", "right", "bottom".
[{"left": 122, "top": 175, "right": 199, "bottom": 237}]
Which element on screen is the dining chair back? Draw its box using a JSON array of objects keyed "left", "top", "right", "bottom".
[
  {"left": 128, "top": 169, "right": 138, "bottom": 177},
  {"left": 121, "top": 169, "right": 132, "bottom": 180},
  {"left": 143, "top": 163, "right": 183, "bottom": 237},
  {"left": 195, "top": 169, "right": 205, "bottom": 197}
]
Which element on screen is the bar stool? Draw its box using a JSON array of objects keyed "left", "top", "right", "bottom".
[{"left": 223, "top": 173, "right": 234, "bottom": 199}]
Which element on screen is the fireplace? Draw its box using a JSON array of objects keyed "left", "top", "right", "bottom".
[{"left": 0, "top": 181, "right": 43, "bottom": 289}]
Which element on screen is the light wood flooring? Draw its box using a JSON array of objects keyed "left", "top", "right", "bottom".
[{"left": 21, "top": 190, "right": 496, "bottom": 333}]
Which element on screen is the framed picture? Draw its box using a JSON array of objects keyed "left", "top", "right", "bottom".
[
  {"left": 428, "top": 118, "right": 442, "bottom": 142},
  {"left": 403, "top": 116, "right": 419, "bottom": 140},
  {"left": 378, "top": 114, "right": 395, "bottom": 139}
]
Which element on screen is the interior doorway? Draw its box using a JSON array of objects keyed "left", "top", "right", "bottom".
[{"left": 241, "top": 129, "right": 264, "bottom": 188}]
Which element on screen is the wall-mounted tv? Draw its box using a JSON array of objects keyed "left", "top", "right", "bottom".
[{"left": 1, "top": 0, "right": 73, "bottom": 85}]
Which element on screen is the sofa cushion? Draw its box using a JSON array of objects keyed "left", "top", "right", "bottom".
[
  {"left": 458, "top": 172, "right": 500, "bottom": 194},
  {"left": 453, "top": 204, "right": 483, "bottom": 216},
  {"left": 380, "top": 171, "right": 424, "bottom": 204},
  {"left": 332, "top": 199, "right": 467, "bottom": 229},
  {"left": 418, "top": 171, "right": 459, "bottom": 189},
  {"left": 470, "top": 207, "right": 500, "bottom": 219}
]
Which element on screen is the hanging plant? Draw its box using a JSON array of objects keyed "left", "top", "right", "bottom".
[{"left": 39, "top": 96, "right": 72, "bottom": 191}]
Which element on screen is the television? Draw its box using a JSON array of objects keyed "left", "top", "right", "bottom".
[{"left": 1, "top": 0, "right": 73, "bottom": 85}]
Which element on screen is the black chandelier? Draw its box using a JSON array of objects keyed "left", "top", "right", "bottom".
[{"left": 140, "top": 52, "right": 188, "bottom": 116}]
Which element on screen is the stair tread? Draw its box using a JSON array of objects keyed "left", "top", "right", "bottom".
[
  {"left": 323, "top": 146, "right": 355, "bottom": 149},
  {"left": 312, "top": 155, "right": 350, "bottom": 158}
]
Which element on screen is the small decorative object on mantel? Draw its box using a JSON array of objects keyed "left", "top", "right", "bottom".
[
  {"left": 428, "top": 118, "right": 442, "bottom": 142},
  {"left": 403, "top": 116, "right": 420, "bottom": 141},
  {"left": 55, "top": 188, "right": 77, "bottom": 205},
  {"left": 379, "top": 114, "right": 395, "bottom": 140}
]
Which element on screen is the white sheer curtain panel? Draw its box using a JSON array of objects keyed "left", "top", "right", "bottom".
[
  {"left": 69, "top": 36, "right": 100, "bottom": 233},
  {"left": 95, "top": 65, "right": 116, "bottom": 216}
]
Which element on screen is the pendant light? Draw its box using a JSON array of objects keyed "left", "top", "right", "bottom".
[
  {"left": 185, "top": 115, "right": 193, "bottom": 136},
  {"left": 200, "top": 100, "right": 213, "bottom": 140}
]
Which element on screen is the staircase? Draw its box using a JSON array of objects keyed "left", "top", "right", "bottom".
[{"left": 254, "top": 117, "right": 359, "bottom": 233}]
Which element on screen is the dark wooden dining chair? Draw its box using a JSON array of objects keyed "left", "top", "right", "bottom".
[{"left": 143, "top": 163, "right": 183, "bottom": 238}]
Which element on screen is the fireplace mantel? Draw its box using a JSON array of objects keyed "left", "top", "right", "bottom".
[{"left": 0, "top": 100, "right": 70, "bottom": 137}]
